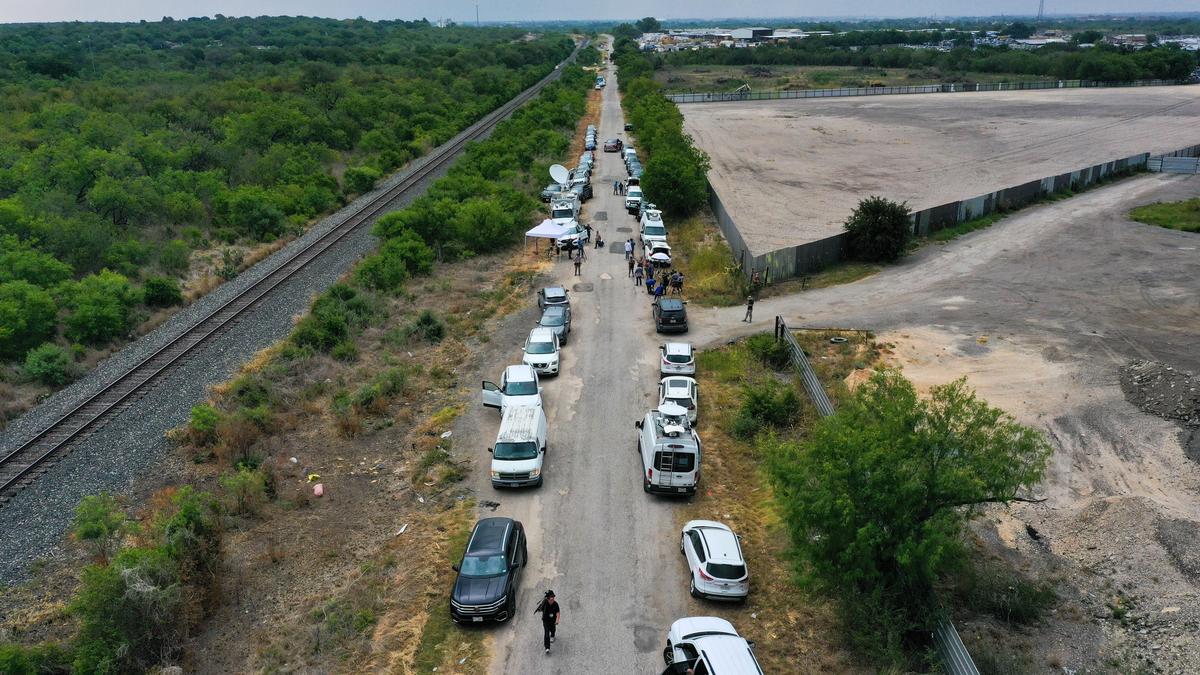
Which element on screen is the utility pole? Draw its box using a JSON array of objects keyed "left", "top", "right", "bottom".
[
  {"left": 475, "top": 3, "right": 480, "bottom": 27},
  {"left": 1037, "top": 0, "right": 1045, "bottom": 21}
]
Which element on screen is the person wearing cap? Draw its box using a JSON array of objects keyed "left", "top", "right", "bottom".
[{"left": 534, "top": 589, "right": 561, "bottom": 654}]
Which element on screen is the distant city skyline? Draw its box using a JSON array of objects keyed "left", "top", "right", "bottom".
[{"left": 1, "top": 1, "right": 1197, "bottom": 25}]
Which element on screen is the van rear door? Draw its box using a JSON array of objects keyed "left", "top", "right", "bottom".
[{"left": 653, "top": 444, "right": 696, "bottom": 492}]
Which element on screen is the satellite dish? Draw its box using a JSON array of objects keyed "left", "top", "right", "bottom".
[{"left": 549, "top": 164, "right": 570, "bottom": 185}]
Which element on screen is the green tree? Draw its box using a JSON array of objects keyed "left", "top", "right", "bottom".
[
  {"left": 143, "top": 276, "right": 183, "bottom": 307},
  {"left": 843, "top": 196, "right": 912, "bottom": 263},
  {"left": 158, "top": 239, "right": 191, "bottom": 276},
  {"left": 1003, "top": 22, "right": 1036, "bottom": 39},
  {"left": 640, "top": 145, "right": 711, "bottom": 216},
  {"left": 343, "top": 165, "right": 381, "bottom": 194},
  {"left": 765, "top": 371, "right": 1051, "bottom": 657},
  {"left": 0, "top": 236, "right": 73, "bottom": 287},
  {"left": 213, "top": 186, "right": 286, "bottom": 241},
  {"left": 72, "top": 493, "right": 129, "bottom": 563},
  {"left": 65, "top": 270, "right": 142, "bottom": 345},
  {"left": 0, "top": 281, "right": 58, "bottom": 359},
  {"left": 636, "top": 17, "right": 663, "bottom": 34},
  {"left": 24, "top": 343, "right": 75, "bottom": 386},
  {"left": 355, "top": 229, "right": 434, "bottom": 292}
]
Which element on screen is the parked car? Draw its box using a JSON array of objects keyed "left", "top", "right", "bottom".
[
  {"left": 570, "top": 179, "right": 593, "bottom": 202},
  {"left": 641, "top": 220, "right": 667, "bottom": 248},
  {"left": 658, "top": 376, "right": 698, "bottom": 424},
  {"left": 555, "top": 222, "right": 587, "bottom": 251},
  {"left": 661, "top": 617, "right": 761, "bottom": 673},
  {"left": 537, "top": 286, "right": 570, "bottom": 311},
  {"left": 450, "top": 517, "right": 527, "bottom": 623},
  {"left": 603, "top": 138, "right": 623, "bottom": 152},
  {"left": 624, "top": 122, "right": 634, "bottom": 131},
  {"left": 549, "top": 199, "right": 579, "bottom": 225},
  {"left": 523, "top": 327, "right": 561, "bottom": 376},
  {"left": 490, "top": 405, "right": 548, "bottom": 488},
  {"left": 623, "top": 148, "right": 638, "bottom": 167},
  {"left": 481, "top": 364, "right": 543, "bottom": 412},
  {"left": 629, "top": 164, "right": 644, "bottom": 180},
  {"left": 652, "top": 297, "right": 688, "bottom": 333},
  {"left": 636, "top": 403, "right": 701, "bottom": 496},
  {"left": 646, "top": 241, "right": 672, "bottom": 267},
  {"left": 625, "top": 186, "right": 643, "bottom": 214},
  {"left": 637, "top": 200, "right": 657, "bottom": 222},
  {"left": 537, "top": 305, "right": 572, "bottom": 344},
  {"left": 659, "top": 342, "right": 695, "bottom": 376},
  {"left": 680, "top": 521, "right": 749, "bottom": 601},
  {"left": 584, "top": 138, "right": 596, "bottom": 150},
  {"left": 540, "top": 183, "right": 566, "bottom": 202}
]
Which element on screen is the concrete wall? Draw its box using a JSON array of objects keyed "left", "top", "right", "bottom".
[
  {"left": 712, "top": 145, "right": 1197, "bottom": 283},
  {"left": 670, "top": 79, "right": 1189, "bottom": 104}
]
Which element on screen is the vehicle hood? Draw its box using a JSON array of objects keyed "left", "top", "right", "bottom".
[
  {"left": 492, "top": 456, "right": 542, "bottom": 473},
  {"left": 504, "top": 394, "right": 543, "bottom": 408},
  {"left": 452, "top": 574, "right": 508, "bottom": 605},
  {"left": 523, "top": 352, "right": 559, "bottom": 365}
]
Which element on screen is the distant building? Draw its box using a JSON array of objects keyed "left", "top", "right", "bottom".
[{"left": 730, "top": 27, "right": 772, "bottom": 43}]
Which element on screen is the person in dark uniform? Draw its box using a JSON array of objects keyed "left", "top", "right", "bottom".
[{"left": 535, "top": 590, "right": 561, "bottom": 654}]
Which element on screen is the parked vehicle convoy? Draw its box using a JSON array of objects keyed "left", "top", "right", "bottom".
[
  {"left": 537, "top": 305, "right": 572, "bottom": 344},
  {"left": 450, "top": 517, "right": 528, "bottom": 623},
  {"left": 603, "top": 138, "right": 623, "bottom": 152},
  {"left": 481, "top": 364, "right": 543, "bottom": 413},
  {"left": 625, "top": 186, "right": 643, "bottom": 213},
  {"left": 658, "top": 376, "right": 699, "bottom": 424},
  {"left": 660, "top": 617, "right": 762, "bottom": 674},
  {"left": 537, "top": 286, "right": 570, "bottom": 311},
  {"left": 623, "top": 148, "right": 638, "bottom": 167},
  {"left": 636, "top": 403, "right": 701, "bottom": 496},
  {"left": 540, "top": 183, "right": 566, "bottom": 202},
  {"left": 680, "top": 521, "right": 750, "bottom": 601},
  {"left": 659, "top": 342, "right": 696, "bottom": 376},
  {"left": 652, "top": 297, "right": 689, "bottom": 333},
  {"left": 523, "top": 327, "right": 561, "bottom": 376},
  {"left": 489, "top": 405, "right": 548, "bottom": 488},
  {"left": 585, "top": 137, "right": 597, "bottom": 150}
]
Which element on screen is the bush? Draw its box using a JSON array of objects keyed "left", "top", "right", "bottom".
[
  {"left": 0, "top": 643, "right": 71, "bottom": 674},
  {"left": 24, "top": 343, "right": 74, "bottom": 386},
  {"left": 143, "top": 276, "right": 183, "bottom": 307},
  {"left": 72, "top": 493, "right": 129, "bottom": 563},
  {"left": 343, "top": 165, "right": 382, "bottom": 194},
  {"left": 355, "top": 229, "right": 435, "bottom": 293},
  {"left": 640, "top": 144, "right": 710, "bottom": 216},
  {"left": 188, "top": 404, "right": 222, "bottom": 446},
  {"left": 331, "top": 339, "right": 359, "bottom": 362},
  {"left": 220, "top": 466, "right": 267, "bottom": 516},
  {"left": 158, "top": 239, "right": 192, "bottom": 276},
  {"left": 404, "top": 310, "right": 445, "bottom": 344},
  {"left": 290, "top": 284, "right": 376, "bottom": 353},
  {"left": 746, "top": 333, "right": 792, "bottom": 370},
  {"left": 64, "top": 270, "right": 141, "bottom": 345},
  {"left": 843, "top": 196, "right": 913, "bottom": 263},
  {"left": 213, "top": 185, "right": 286, "bottom": 241},
  {"left": 732, "top": 379, "right": 801, "bottom": 439},
  {"left": 0, "top": 281, "right": 58, "bottom": 359}
]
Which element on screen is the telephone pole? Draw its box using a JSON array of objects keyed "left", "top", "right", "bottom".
[
  {"left": 1037, "top": 0, "right": 1045, "bottom": 21},
  {"left": 475, "top": 3, "right": 480, "bottom": 27}
]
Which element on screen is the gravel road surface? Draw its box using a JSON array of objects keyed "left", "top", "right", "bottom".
[
  {"left": 682, "top": 86, "right": 1200, "bottom": 254},
  {"left": 451, "top": 52, "right": 691, "bottom": 674}
]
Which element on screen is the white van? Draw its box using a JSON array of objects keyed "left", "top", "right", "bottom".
[
  {"left": 625, "top": 186, "right": 643, "bottom": 214},
  {"left": 660, "top": 617, "right": 762, "bottom": 675},
  {"left": 489, "top": 405, "right": 548, "bottom": 488},
  {"left": 635, "top": 403, "right": 701, "bottom": 496}
]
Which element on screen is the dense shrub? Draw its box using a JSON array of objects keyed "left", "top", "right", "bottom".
[
  {"left": 143, "top": 276, "right": 183, "bottom": 307},
  {"left": 158, "top": 239, "right": 192, "bottom": 276},
  {"left": 355, "top": 229, "right": 435, "bottom": 292},
  {"left": 746, "top": 333, "right": 793, "bottom": 370},
  {"left": 71, "top": 493, "right": 129, "bottom": 563},
  {"left": 64, "top": 270, "right": 142, "bottom": 345},
  {"left": 405, "top": 310, "right": 446, "bottom": 344},
  {"left": 188, "top": 404, "right": 222, "bottom": 446},
  {"left": 843, "top": 196, "right": 913, "bottom": 263},
  {"left": 290, "top": 284, "right": 376, "bottom": 353},
  {"left": 343, "top": 165, "right": 382, "bottom": 194},
  {"left": 731, "top": 379, "right": 801, "bottom": 439},
  {"left": 0, "top": 281, "right": 57, "bottom": 359},
  {"left": 24, "top": 343, "right": 74, "bottom": 386}
]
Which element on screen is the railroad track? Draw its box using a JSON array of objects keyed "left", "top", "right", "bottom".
[{"left": 0, "top": 41, "right": 587, "bottom": 504}]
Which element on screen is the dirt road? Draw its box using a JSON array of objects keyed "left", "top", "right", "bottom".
[{"left": 452, "top": 49, "right": 689, "bottom": 673}]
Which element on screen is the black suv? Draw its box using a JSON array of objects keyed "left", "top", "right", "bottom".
[
  {"left": 450, "top": 517, "right": 527, "bottom": 623},
  {"left": 652, "top": 297, "right": 688, "bottom": 333}
]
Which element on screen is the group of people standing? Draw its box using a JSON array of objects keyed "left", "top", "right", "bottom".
[{"left": 612, "top": 179, "right": 628, "bottom": 195}]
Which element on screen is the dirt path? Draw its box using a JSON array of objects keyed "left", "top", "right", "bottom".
[
  {"left": 452, "top": 43, "right": 689, "bottom": 673},
  {"left": 689, "top": 172, "right": 1200, "bottom": 669}
]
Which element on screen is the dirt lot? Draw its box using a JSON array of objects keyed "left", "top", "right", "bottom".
[
  {"left": 688, "top": 173, "right": 1200, "bottom": 672},
  {"left": 681, "top": 85, "right": 1200, "bottom": 255},
  {"left": 657, "top": 64, "right": 1046, "bottom": 94}
]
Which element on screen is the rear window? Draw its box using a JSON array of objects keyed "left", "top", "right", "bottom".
[
  {"left": 654, "top": 451, "right": 695, "bottom": 473},
  {"left": 706, "top": 562, "right": 747, "bottom": 580},
  {"left": 666, "top": 352, "right": 692, "bottom": 364},
  {"left": 551, "top": 208, "right": 573, "bottom": 219}
]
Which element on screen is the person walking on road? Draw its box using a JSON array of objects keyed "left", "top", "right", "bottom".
[
  {"left": 743, "top": 294, "right": 755, "bottom": 322},
  {"left": 634, "top": 262, "right": 644, "bottom": 285},
  {"left": 624, "top": 238, "right": 633, "bottom": 259},
  {"left": 613, "top": 179, "right": 619, "bottom": 195},
  {"left": 535, "top": 590, "right": 561, "bottom": 654},
  {"left": 627, "top": 256, "right": 635, "bottom": 277},
  {"left": 573, "top": 255, "right": 582, "bottom": 276}
]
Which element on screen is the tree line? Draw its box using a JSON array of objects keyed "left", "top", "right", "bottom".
[{"left": 0, "top": 17, "right": 572, "bottom": 380}]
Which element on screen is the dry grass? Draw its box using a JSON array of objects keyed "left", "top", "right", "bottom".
[
  {"left": 668, "top": 208, "right": 747, "bottom": 307},
  {"left": 757, "top": 262, "right": 881, "bottom": 299},
  {"left": 569, "top": 88, "right": 603, "bottom": 158},
  {"left": 656, "top": 64, "right": 1049, "bottom": 94}
]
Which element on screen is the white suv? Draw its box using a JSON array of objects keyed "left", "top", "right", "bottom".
[
  {"left": 522, "top": 328, "right": 560, "bottom": 376},
  {"left": 680, "top": 521, "right": 749, "bottom": 601},
  {"left": 480, "top": 365, "right": 543, "bottom": 413},
  {"left": 660, "top": 342, "right": 695, "bottom": 375},
  {"left": 662, "top": 617, "right": 762, "bottom": 674},
  {"left": 659, "top": 376, "right": 698, "bottom": 425}
]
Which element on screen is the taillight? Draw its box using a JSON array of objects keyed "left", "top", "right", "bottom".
[
  {"left": 647, "top": 468, "right": 654, "bottom": 480},
  {"left": 698, "top": 567, "right": 714, "bottom": 581}
]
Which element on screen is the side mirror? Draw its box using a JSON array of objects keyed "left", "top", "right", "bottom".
[
  {"left": 747, "top": 640, "right": 756, "bottom": 649},
  {"left": 487, "top": 447, "right": 494, "bottom": 453},
  {"left": 635, "top": 420, "right": 644, "bottom": 429},
  {"left": 452, "top": 564, "right": 460, "bottom": 572}
]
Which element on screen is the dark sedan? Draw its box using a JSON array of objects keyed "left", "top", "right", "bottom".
[
  {"left": 540, "top": 183, "right": 565, "bottom": 202},
  {"left": 603, "top": 138, "right": 623, "bottom": 152},
  {"left": 450, "top": 517, "right": 527, "bottom": 624}
]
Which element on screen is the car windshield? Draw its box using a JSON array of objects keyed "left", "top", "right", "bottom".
[
  {"left": 644, "top": 225, "right": 666, "bottom": 237},
  {"left": 666, "top": 353, "right": 692, "bottom": 364},
  {"left": 540, "top": 313, "right": 565, "bottom": 327},
  {"left": 460, "top": 554, "right": 508, "bottom": 577},
  {"left": 505, "top": 379, "right": 538, "bottom": 396},
  {"left": 527, "top": 340, "right": 555, "bottom": 355},
  {"left": 494, "top": 441, "right": 539, "bottom": 460},
  {"left": 552, "top": 208, "right": 573, "bottom": 219},
  {"left": 707, "top": 562, "right": 747, "bottom": 580},
  {"left": 629, "top": 190, "right": 642, "bottom": 198}
]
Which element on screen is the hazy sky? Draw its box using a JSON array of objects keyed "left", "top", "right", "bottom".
[{"left": 1, "top": 1, "right": 1195, "bottom": 25}]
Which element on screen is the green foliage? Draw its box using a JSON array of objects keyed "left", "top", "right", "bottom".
[
  {"left": 0, "top": 281, "right": 58, "bottom": 359},
  {"left": 64, "top": 270, "right": 141, "bottom": 344},
  {"left": 343, "top": 165, "right": 382, "bottom": 194},
  {"left": 158, "top": 239, "right": 192, "bottom": 276},
  {"left": 405, "top": 310, "right": 446, "bottom": 344},
  {"left": 764, "top": 371, "right": 1051, "bottom": 661},
  {"left": 1003, "top": 22, "right": 1036, "bottom": 39},
  {"left": 0, "top": 642, "right": 71, "bottom": 674},
  {"left": 143, "top": 276, "right": 183, "bottom": 307},
  {"left": 71, "top": 493, "right": 129, "bottom": 563},
  {"left": 746, "top": 333, "right": 793, "bottom": 370},
  {"left": 952, "top": 559, "right": 1057, "bottom": 625},
  {"left": 189, "top": 404, "right": 222, "bottom": 445},
  {"left": 1129, "top": 198, "right": 1200, "bottom": 233},
  {"left": 220, "top": 466, "right": 268, "bottom": 516},
  {"left": 0, "top": 236, "right": 73, "bottom": 287},
  {"left": 732, "top": 379, "right": 801, "bottom": 439},
  {"left": 290, "top": 283, "right": 376, "bottom": 353},
  {"left": 24, "top": 343, "right": 75, "bottom": 386},
  {"left": 843, "top": 196, "right": 913, "bottom": 263},
  {"left": 355, "top": 229, "right": 435, "bottom": 293},
  {"left": 214, "top": 185, "right": 287, "bottom": 241}
]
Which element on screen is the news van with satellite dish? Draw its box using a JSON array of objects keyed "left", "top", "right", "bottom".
[{"left": 635, "top": 403, "right": 701, "bottom": 496}]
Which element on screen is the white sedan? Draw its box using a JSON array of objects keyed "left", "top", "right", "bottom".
[{"left": 658, "top": 376, "right": 698, "bottom": 424}]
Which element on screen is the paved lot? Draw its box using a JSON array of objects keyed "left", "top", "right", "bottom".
[{"left": 681, "top": 86, "right": 1200, "bottom": 255}]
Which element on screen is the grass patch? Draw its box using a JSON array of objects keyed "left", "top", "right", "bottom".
[
  {"left": 668, "top": 209, "right": 747, "bottom": 307},
  {"left": 1129, "top": 198, "right": 1200, "bottom": 233},
  {"left": 410, "top": 511, "right": 476, "bottom": 673},
  {"left": 951, "top": 557, "right": 1057, "bottom": 626},
  {"left": 757, "top": 261, "right": 881, "bottom": 298},
  {"left": 930, "top": 211, "right": 1008, "bottom": 242}
]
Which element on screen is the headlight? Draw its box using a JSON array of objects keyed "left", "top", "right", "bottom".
[
  {"left": 490, "top": 470, "right": 501, "bottom": 478},
  {"left": 529, "top": 468, "right": 541, "bottom": 477}
]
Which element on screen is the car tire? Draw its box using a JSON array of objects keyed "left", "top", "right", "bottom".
[
  {"left": 643, "top": 477, "right": 651, "bottom": 493},
  {"left": 679, "top": 538, "right": 685, "bottom": 556},
  {"left": 689, "top": 577, "right": 702, "bottom": 599},
  {"left": 663, "top": 646, "right": 674, "bottom": 665},
  {"left": 505, "top": 595, "right": 516, "bottom": 619}
]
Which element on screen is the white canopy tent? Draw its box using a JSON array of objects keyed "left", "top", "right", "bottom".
[{"left": 525, "top": 219, "right": 571, "bottom": 254}]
